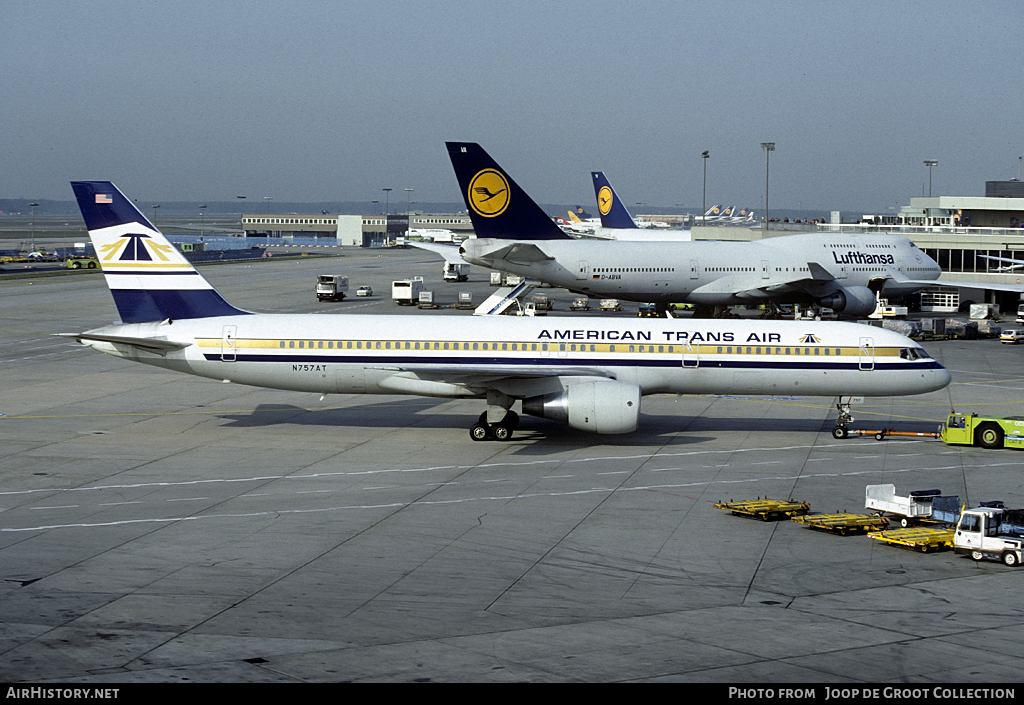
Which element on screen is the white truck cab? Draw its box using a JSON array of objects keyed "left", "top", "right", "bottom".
[{"left": 953, "top": 505, "right": 1024, "bottom": 567}]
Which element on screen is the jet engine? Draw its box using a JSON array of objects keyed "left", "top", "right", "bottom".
[
  {"left": 522, "top": 379, "right": 640, "bottom": 434},
  {"left": 818, "top": 285, "right": 876, "bottom": 317}
]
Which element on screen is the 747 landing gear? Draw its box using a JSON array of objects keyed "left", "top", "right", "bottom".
[{"left": 470, "top": 410, "right": 520, "bottom": 442}]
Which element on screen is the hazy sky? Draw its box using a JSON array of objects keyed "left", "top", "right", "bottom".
[{"left": 4, "top": 0, "right": 1022, "bottom": 213}]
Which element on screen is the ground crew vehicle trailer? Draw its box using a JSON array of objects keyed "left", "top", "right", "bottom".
[
  {"left": 865, "top": 485, "right": 960, "bottom": 527},
  {"left": 940, "top": 412, "right": 1024, "bottom": 450},
  {"left": 791, "top": 512, "right": 889, "bottom": 535},
  {"left": 867, "top": 526, "right": 956, "bottom": 552},
  {"left": 714, "top": 498, "right": 810, "bottom": 521},
  {"left": 953, "top": 504, "right": 1024, "bottom": 566}
]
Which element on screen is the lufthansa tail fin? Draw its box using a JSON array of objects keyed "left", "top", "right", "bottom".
[
  {"left": 591, "top": 172, "right": 638, "bottom": 230},
  {"left": 70, "top": 181, "right": 249, "bottom": 323},
  {"left": 445, "top": 142, "right": 570, "bottom": 241}
]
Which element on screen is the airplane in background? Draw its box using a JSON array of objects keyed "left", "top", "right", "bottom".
[
  {"left": 448, "top": 142, "right": 1024, "bottom": 317},
  {"left": 587, "top": 171, "right": 687, "bottom": 241},
  {"left": 697, "top": 205, "right": 756, "bottom": 225},
  {"left": 66, "top": 179, "right": 949, "bottom": 442}
]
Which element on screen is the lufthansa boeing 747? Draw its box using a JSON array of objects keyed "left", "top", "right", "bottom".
[{"left": 449, "top": 143, "right": 955, "bottom": 317}]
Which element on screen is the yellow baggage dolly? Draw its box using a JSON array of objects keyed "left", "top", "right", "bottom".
[
  {"left": 791, "top": 512, "right": 889, "bottom": 536},
  {"left": 714, "top": 497, "right": 810, "bottom": 521},
  {"left": 866, "top": 526, "right": 955, "bottom": 553}
]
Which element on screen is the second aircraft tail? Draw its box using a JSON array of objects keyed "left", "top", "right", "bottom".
[
  {"left": 591, "top": 172, "right": 638, "bottom": 230},
  {"left": 446, "top": 142, "right": 570, "bottom": 241}
]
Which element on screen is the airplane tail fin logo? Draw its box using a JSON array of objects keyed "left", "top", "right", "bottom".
[
  {"left": 597, "top": 186, "right": 614, "bottom": 216},
  {"left": 591, "top": 171, "right": 637, "bottom": 229},
  {"left": 467, "top": 168, "right": 510, "bottom": 217},
  {"left": 446, "top": 142, "right": 569, "bottom": 240},
  {"left": 70, "top": 181, "right": 248, "bottom": 324}
]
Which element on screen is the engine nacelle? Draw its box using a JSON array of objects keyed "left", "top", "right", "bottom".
[
  {"left": 818, "top": 285, "right": 876, "bottom": 317},
  {"left": 522, "top": 380, "right": 640, "bottom": 434}
]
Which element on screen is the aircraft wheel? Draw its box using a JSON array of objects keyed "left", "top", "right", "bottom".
[
  {"left": 1003, "top": 551, "right": 1020, "bottom": 568},
  {"left": 470, "top": 423, "right": 491, "bottom": 442},
  {"left": 832, "top": 426, "right": 848, "bottom": 440},
  {"left": 493, "top": 424, "right": 513, "bottom": 442}
]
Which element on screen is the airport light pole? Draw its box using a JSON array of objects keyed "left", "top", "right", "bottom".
[
  {"left": 237, "top": 195, "right": 246, "bottom": 236},
  {"left": 924, "top": 159, "right": 938, "bottom": 197},
  {"left": 761, "top": 142, "right": 775, "bottom": 231},
  {"left": 701, "top": 151, "right": 709, "bottom": 226},
  {"left": 199, "top": 204, "right": 206, "bottom": 239},
  {"left": 382, "top": 188, "right": 392, "bottom": 245},
  {"left": 29, "top": 202, "right": 38, "bottom": 252},
  {"left": 405, "top": 188, "right": 413, "bottom": 241}
]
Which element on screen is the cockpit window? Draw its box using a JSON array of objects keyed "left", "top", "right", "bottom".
[{"left": 900, "top": 347, "right": 930, "bottom": 360}]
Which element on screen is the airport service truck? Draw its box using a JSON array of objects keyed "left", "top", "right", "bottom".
[
  {"left": 392, "top": 278, "right": 425, "bottom": 305},
  {"left": 940, "top": 412, "right": 1024, "bottom": 450},
  {"left": 443, "top": 262, "right": 469, "bottom": 282},
  {"left": 953, "top": 503, "right": 1024, "bottom": 567},
  {"left": 316, "top": 274, "right": 348, "bottom": 302}
]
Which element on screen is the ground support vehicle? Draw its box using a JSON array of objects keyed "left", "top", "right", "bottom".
[
  {"left": 392, "top": 278, "right": 425, "bottom": 305},
  {"left": 316, "top": 275, "right": 348, "bottom": 302},
  {"left": 529, "top": 294, "right": 553, "bottom": 311},
  {"left": 953, "top": 504, "right": 1024, "bottom": 566},
  {"left": 867, "top": 526, "right": 955, "bottom": 553},
  {"left": 570, "top": 297, "right": 590, "bottom": 311},
  {"left": 1000, "top": 329, "right": 1024, "bottom": 344},
  {"left": 791, "top": 512, "right": 889, "bottom": 536},
  {"left": 638, "top": 303, "right": 659, "bottom": 317},
  {"left": 490, "top": 271, "right": 503, "bottom": 286},
  {"left": 417, "top": 291, "right": 438, "bottom": 309},
  {"left": 455, "top": 292, "right": 474, "bottom": 309},
  {"left": 940, "top": 412, "right": 1024, "bottom": 450},
  {"left": 443, "top": 262, "right": 469, "bottom": 282},
  {"left": 66, "top": 256, "right": 99, "bottom": 269},
  {"left": 714, "top": 498, "right": 810, "bottom": 521},
  {"left": 865, "top": 485, "right": 959, "bottom": 527},
  {"left": 600, "top": 299, "right": 623, "bottom": 312},
  {"left": 355, "top": 285, "right": 372, "bottom": 297}
]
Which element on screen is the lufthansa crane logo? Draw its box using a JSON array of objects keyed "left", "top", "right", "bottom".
[
  {"left": 468, "top": 169, "right": 510, "bottom": 217},
  {"left": 598, "top": 186, "right": 613, "bottom": 216}
]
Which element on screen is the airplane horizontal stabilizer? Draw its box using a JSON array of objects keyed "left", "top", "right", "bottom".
[{"left": 60, "top": 332, "right": 192, "bottom": 356}]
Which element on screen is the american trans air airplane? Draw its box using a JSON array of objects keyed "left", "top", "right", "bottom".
[
  {"left": 449, "top": 142, "right": 947, "bottom": 317},
  {"left": 67, "top": 180, "right": 949, "bottom": 442}
]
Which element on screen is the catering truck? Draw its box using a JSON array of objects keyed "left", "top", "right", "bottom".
[
  {"left": 392, "top": 278, "right": 425, "bottom": 305},
  {"left": 953, "top": 503, "right": 1024, "bottom": 566}
]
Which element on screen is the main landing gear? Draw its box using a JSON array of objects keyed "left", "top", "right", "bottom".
[
  {"left": 470, "top": 390, "right": 519, "bottom": 442},
  {"left": 470, "top": 410, "right": 519, "bottom": 442}
]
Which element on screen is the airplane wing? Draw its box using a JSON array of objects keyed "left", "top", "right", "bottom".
[
  {"left": 406, "top": 240, "right": 466, "bottom": 264},
  {"left": 376, "top": 366, "right": 614, "bottom": 399}
]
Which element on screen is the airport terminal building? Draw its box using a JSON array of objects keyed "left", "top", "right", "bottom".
[{"left": 242, "top": 213, "right": 472, "bottom": 247}]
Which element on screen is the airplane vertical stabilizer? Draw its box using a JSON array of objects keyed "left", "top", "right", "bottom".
[
  {"left": 446, "top": 142, "right": 570, "bottom": 241},
  {"left": 591, "top": 172, "right": 639, "bottom": 230},
  {"left": 70, "top": 181, "right": 249, "bottom": 323}
]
